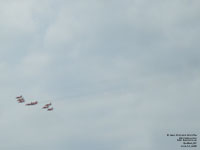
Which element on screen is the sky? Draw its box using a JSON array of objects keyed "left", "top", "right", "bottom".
[{"left": 0, "top": 0, "right": 200, "bottom": 150}]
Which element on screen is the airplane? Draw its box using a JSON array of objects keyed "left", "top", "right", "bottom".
[
  {"left": 42, "top": 105, "right": 49, "bottom": 109},
  {"left": 16, "top": 96, "right": 23, "bottom": 99},
  {"left": 47, "top": 103, "right": 52, "bottom": 106},
  {"left": 25, "top": 101, "right": 38, "bottom": 106},
  {"left": 17, "top": 98, "right": 25, "bottom": 103},
  {"left": 17, "top": 98, "right": 24, "bottom": 101},
  {"left": 47, "top": 107, "right": 53, "bottom": 111},
  {"left": 42, "top": 103, "right": 52, "bottom": 109}
]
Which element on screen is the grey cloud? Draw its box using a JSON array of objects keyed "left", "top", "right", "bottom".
[{"left": 0, "top": 0, "right": 200, "bottom": 150}]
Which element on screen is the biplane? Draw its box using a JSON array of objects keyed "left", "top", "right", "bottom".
[
  {"left": 17, "top": 98, "right": 25, "bottom": 103},
  {"left": 16, "top": 95, "right": 22, "bottom": 99},
  {"left": 42, "top": 103, "right": 52, "bottom": 109},
  {"left": 47, "top": 107, "right": 53, "bottom": 111},
  {"left": 25, "top": 101, "right": 38, "bottom": 106},
  {"left": 16, "top": 95, "right": 25, "bottom": 103}
]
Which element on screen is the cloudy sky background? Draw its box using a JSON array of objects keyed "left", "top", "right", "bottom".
[{"left": 0, "top": 0, "right": 199, "bottom": 149}]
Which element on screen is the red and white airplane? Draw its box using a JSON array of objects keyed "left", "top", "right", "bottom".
[
  {"left": 47, "top": 107, "right": 53, "bottom": 111},
  {"left": 42, "top": 103, "right": 52, "bottom": 109},
  {"left": 17, "top": 98, "right": 25, "bottom": 103},
  {"left": 25, "top": 101, "right": 38, "bottom": 106},
  {"left": 42, "top": 105, "right": 48, "bottom": 109},
  {"left": 16, "top": 95, "right": 23, "bottom": 99},
  {"left": 16, "top": 96, "right": 25, "bottom": 103}
]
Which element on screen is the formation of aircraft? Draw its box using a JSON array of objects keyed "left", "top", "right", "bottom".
[{"left": 16, "top": 95, "right": 54, "bottom": 111}]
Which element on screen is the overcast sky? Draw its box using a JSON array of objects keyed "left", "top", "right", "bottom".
[{"left": 0, "top": 0, "right": 200, "bottom": 150}]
